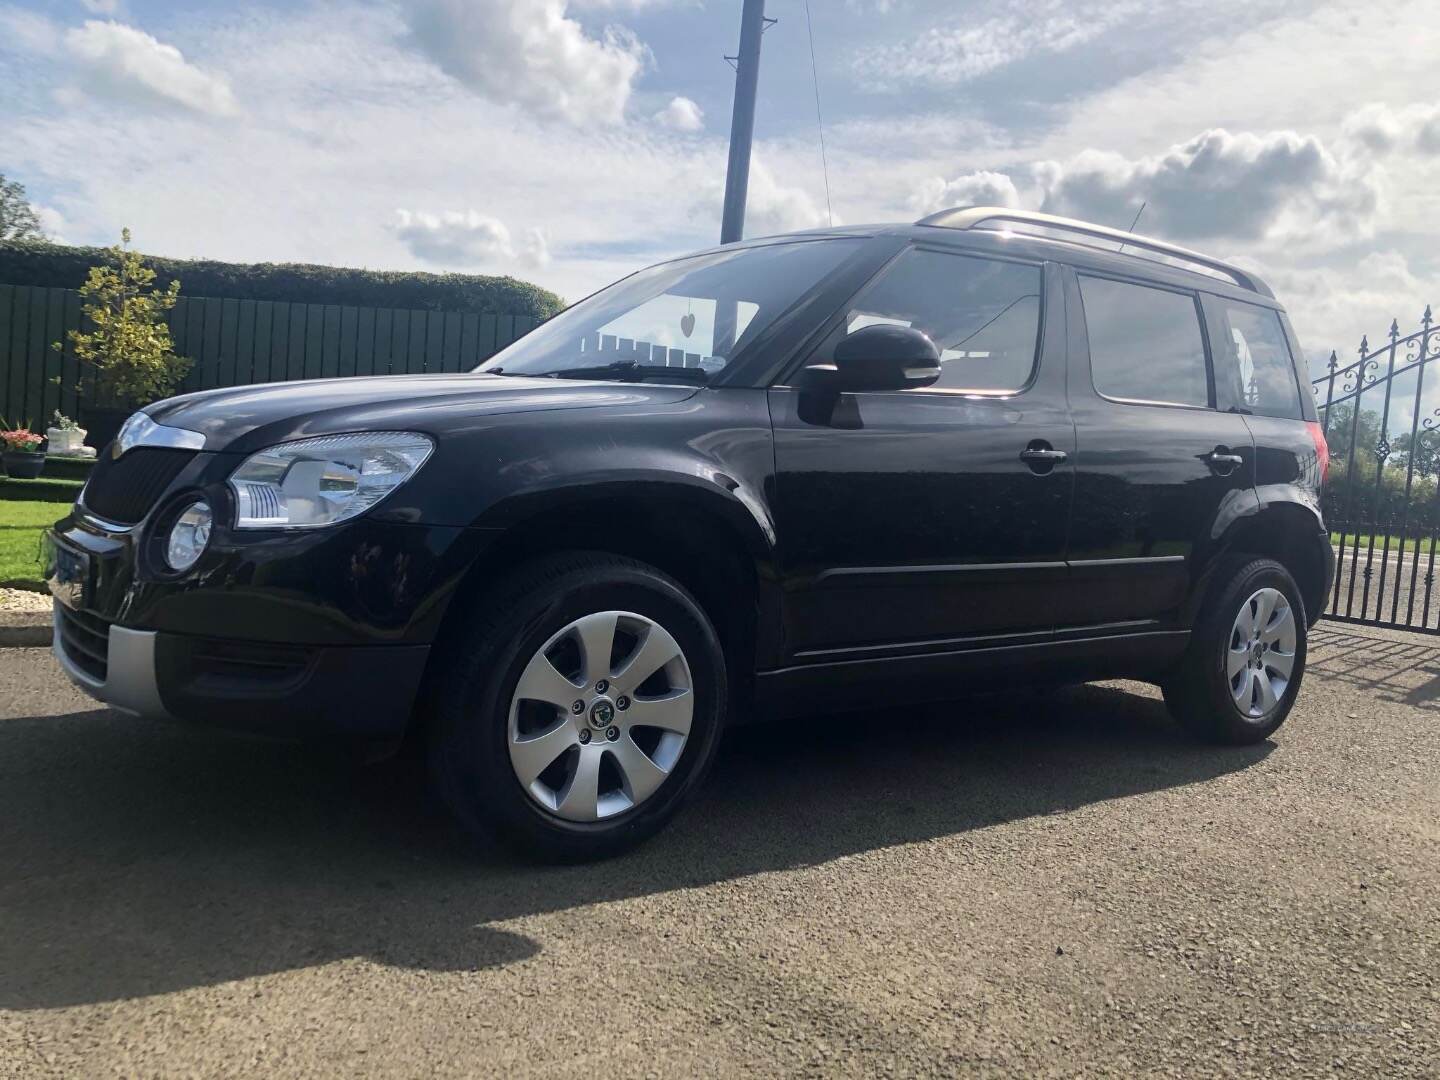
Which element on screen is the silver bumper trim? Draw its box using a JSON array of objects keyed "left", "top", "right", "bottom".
[{"left": 52, "top": 603, "right": 171, "bottom": 719}]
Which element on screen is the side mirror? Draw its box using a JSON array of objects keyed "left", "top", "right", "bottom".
[{"left": 802, "top": 324, "right": 942, "bottom": 394}]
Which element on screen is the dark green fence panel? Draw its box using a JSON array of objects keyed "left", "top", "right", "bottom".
[
  {"left": 285, "top": 304, "right": 306, "bottom": 383},
  {"left": 405, "top": 309, "right": 426, "bottom": 375},
  {"left": 24, "top": 288, "right": 47, "bottom": 424},
  {"left": 252, "top": 300, "right": 273, "bottom": 385},
  {"left": 355, "top": 308, "right": 375, "bottom": 376},
  {"left": 0, "top": 287, "right": 541, "bottom": 423},
  {"left": 301, "top": 304, "right": 322, "bottom": 381},
  {"left": 441, "top": 312, "right": 463, "bottom": 372},
  {"left": 220, "top": 298, "right": 240, "bottom": 389},
  {"left": 236, "top": 300, "right": 256, "bottom": 386},
  {"left": 60, "top": 290, "right": 81, "bottom": 420},
  {"left": 320, "top": 305, "right": 340, "bottom": 379},
  {"left": 424, "top": 311, "right": 443, "bottom": 374},
  {"left": 0, "top": 286, "right": 18, "bottom": 422},
  {"left": 337, "top": 307, "right": 358, "bottom": 377},
  {"left": 372, "top": 308, "right": 392, "bottom": 376},
  {"left": 42, "top": 287, "right": 66, "bottom": 424},
  {"left": 202, "top": 297, "right": 224, "bottom": 390}
]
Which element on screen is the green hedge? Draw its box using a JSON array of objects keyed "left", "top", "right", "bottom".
[{"left": 0, "top": 240, "right": 565, "bottom": 319}]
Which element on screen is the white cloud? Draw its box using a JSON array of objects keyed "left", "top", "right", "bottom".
[
  {"left": 1034, "top": 129, "right": 1380, "bottom": 243},
  {"left": 393, "top": 210, "right": 550, "bottom": 269},
  {"left": 33, "top": 204, "right": 69, "bottom": 243},
  {"left": 741, "top": 163, "right": 833, "bottom": 236},
  {"left": 79, "top": 0, "right": 121, "bottom": 13},
  {"left": 0, "top": 8, "right": 60, "bottom": 56},
  {"left": 917, "top": 126, "right": 1382, "bottom": 246},
  {"left": 1249, "top": 252, "right": 1431, "bottom": 366},
  {"left": 1343, "top": 101, "right": 1440, "bottom": 156},
  {"left": 63, "top": 20, "right": 236, "bottom": 116},
  {"left": 686, "top": 160, "right": 834, "bottom": 239},
  {"left": 852, "top": 1, "right": 1140, "bottom": 90},
  {"left": 910, "top": 170, "right": 1021, "bottom": 215},
  {"left": 571, "top": 0, "right": 690, "bottom": 8},
  {"left": 654, "top": 95, "right": 702, "bottom": 132},
  {"left": 401, "top": 0, "right": 648, "bottom": 126}
]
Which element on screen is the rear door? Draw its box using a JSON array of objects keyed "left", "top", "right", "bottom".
[{"left": 1062, "top": 268, "right": 1256, "bottom": 630}]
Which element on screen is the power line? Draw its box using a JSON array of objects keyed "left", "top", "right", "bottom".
[{"left": 802, "top": 0, "right": 833, "bottom": 227}]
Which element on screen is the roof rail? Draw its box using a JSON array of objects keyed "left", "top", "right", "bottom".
[{"left": 915, "top": 206, "right": 1271, "bottom": 298}]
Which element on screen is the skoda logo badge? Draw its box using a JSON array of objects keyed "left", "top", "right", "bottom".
[{"left": 589, "top": 699, "right": 616, "bottom": 729}]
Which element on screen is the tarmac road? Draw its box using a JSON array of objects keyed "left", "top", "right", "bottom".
[{"left": 0, "top": 625, "right": 1436, "bottom": 1078}]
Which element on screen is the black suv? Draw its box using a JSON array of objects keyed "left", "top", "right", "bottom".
[{"left": 45, "top": 208, "right": 1333, "bottom": 859}]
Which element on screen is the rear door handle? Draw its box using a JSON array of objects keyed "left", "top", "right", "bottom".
[{"left": 1205, "top": 449, "right": 1244, "bottom": 474}]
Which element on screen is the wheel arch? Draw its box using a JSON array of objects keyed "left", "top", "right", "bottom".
[
  {"left": 418, "top": 479, "right": 779, "bottom": 727},
  {"left": 1217, "top": 502, "right": 1330, "bottom": 627}
]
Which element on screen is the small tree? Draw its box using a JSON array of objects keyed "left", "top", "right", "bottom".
[
  {"left": 0, "top": 175, "right": 47, "bottom": 241},
  {"left": 62, "top": 228, "right": 190, "bottom": 407}
]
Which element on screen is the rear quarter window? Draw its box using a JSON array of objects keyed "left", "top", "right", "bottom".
[{"left": 1210, "top": 300, "right": 1305, "bottom": 420}]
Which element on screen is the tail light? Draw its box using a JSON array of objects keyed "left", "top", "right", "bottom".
[{"left": 1306, "top": 421, "right": 1330, "bottom": 483}]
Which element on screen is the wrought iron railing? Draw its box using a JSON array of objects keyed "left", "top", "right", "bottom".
[{"left": 1312, "top": 306, "right": 1439, "bottom": 632}]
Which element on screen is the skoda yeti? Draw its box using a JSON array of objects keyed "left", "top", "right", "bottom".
[{"left": 46, "top": 208, "right": 1333, "bottom": 860}]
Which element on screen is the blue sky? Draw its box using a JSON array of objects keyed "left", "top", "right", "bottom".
[{"left": 2, "top": 0, "right": 1438, "bottom": 378}]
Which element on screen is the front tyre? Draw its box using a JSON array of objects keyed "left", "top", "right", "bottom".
[
  {"left": 429, "top": 553, "right": 726, "bottom": 861},
  {"left": 1163, "top": 558, "right": 1308, "bottom": 745}
]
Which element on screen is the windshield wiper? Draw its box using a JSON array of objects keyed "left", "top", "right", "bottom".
[{"left": 533, "top": 361, "right": 711, "bottom": 385}]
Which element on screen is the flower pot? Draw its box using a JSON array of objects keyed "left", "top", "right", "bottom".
[
  {"left": 2, "top": 451, "right": 45, "bottom": 479},
  {"left": 46, "top": 427, "right": 88, "bottom": 455}
]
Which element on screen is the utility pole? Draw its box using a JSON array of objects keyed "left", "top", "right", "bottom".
[{"left": 720, "top": 0, "right": 767, "bottom": 245}]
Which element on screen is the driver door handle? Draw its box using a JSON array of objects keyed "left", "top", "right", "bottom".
[{"left": 1019, "top": 448, "right": 1068, "bottom": 464}]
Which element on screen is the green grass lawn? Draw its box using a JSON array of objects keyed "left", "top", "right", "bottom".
[
  {"left": 0, "top": 498, "right": 64, "bottom": 590},
  {"left": 1329, "top": 532, "right": 1440, "bottom": 556}
]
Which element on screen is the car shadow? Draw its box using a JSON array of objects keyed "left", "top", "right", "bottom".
[{"left": 0, "top": 682, "right": 1271, "bottom": 1010}]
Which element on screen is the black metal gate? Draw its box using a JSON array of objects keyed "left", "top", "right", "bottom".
[{"left": 1313, "top": 306, "right": 1440, "bottom": 632}]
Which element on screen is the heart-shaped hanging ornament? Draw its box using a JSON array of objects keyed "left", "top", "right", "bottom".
[{"left": 680, "top": 312, "right": 696, "bottom": 338}]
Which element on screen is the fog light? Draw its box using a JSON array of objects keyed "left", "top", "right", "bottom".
[{"left": 166, "top": 500, "right": 212, "bottom": 571}]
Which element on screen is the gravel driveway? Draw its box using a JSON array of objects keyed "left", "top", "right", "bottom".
[{"left": 1, "top": 626, "right": 1436, "bottom": 1078}]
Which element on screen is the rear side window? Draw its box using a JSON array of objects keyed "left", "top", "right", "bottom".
[
  {"left": 832, "top": 249, "right": 1042, "bottom": 394},
  {"left": 1079, "top": 276, "right": 1209, "bottom": 408},
  {"left": 1213, "top": 300, "right": 1303, "bottom": 419}
]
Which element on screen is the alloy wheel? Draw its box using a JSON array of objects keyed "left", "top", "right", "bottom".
[
  {"left": 507, "top": 610, "right": 693, "bottom": 822},
  {"left": 1227, "top": 587, "right": 1297, "bottom": 720}
]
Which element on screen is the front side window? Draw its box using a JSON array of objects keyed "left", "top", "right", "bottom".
[
  {"left": 1214, "top": 300, "right": 1303, "bottom": 419},
  {"left": 478, "top": 239, "right": 863, "bottom": 383},
  {"left": 1080, "top": 275, "right": 1209, "bottom": 408},
  {"left": 819, "top": 249, "right": 1042, "bottom": 394}
]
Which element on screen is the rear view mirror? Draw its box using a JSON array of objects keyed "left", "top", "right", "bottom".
[{"left": 803, "top": 324, "right": 942, "bottom": 394}]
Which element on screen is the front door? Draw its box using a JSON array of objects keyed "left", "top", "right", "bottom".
[{"left": 769, "top": 248, "right": 1075, "bottom": 661}]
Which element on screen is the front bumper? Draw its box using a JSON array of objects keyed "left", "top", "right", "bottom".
[
  {"left": 53, "top": 601, "right": 430, "bottom": 739},
  {"left": 53, "top": 611, "right": 169, "bottom": 719}
]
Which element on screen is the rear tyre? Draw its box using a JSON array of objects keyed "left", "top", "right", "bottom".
[
  {"left": 429, "top": 552, "right": 726, "bottom": 861},
  {"left": 1162, "top": 557, "right": 1308, "bottom": 745}
]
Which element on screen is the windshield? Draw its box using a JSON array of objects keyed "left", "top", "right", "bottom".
[{"left": 477, "top": 239, "right": 863, "bottom": 383}]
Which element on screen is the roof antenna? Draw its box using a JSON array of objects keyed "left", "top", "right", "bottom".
[{"left": 1116, "top": 201, "right": 1146, "bottom": 253}]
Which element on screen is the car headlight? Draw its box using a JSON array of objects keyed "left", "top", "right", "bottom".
[
  {"left": 166, "top": 500, "right": 213, "bottom": 571},
  {"left": 228, "top": 432, "right": 434, "bottom": 529}
]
